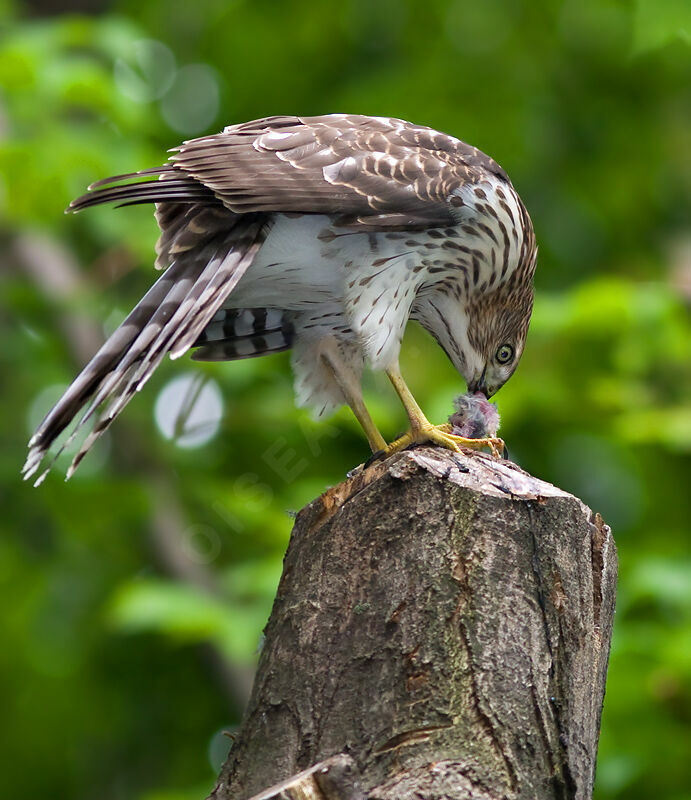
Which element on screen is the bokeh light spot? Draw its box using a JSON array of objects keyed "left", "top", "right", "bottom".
[
  {"left": 154, "top": 372, "right": 223, "bottom": 448},
  {"left": 114, "top": 39, "right": 176, "bottom": 103},
  {"left": 160, "top": 64, "right": 220, "bottom": 135}
]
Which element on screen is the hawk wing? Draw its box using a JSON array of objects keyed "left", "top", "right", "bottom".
[
  {"left": 23, "top": 211, "right": 267, "bottom": 485},
  {"left": 69, "top": 114, "right": 509, "bottom": 230}
]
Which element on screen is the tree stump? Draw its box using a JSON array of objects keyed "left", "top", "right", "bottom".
[{"left": 210, "top": 447, "right": 617, "bottom": 800}]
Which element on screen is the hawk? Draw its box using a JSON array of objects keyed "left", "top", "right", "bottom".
[{"left": 23, "top": 114, "right": 537, "bottom": 485}]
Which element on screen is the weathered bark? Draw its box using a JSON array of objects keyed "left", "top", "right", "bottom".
[
  {"left": 211, "top": 447, "right": 617, "bottom": 800},
  {"left": 239, "top": 755, "right": 364, "bottom": 800}
]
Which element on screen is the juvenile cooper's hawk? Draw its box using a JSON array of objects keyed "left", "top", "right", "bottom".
[{"left": 23, "top": 114, "right": 537, "bottom": 484}]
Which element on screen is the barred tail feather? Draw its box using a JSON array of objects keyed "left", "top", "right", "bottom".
[
  {"left": 191, "top": 308, "right": 295, "bottom": 361},
  {"left": 24, "top": 215, "right": 267, "bottom": 484},
  {"left": 24, "top": 256, "right": 191, "bottom": 461},
  {"left": 191, "top": 332, "right": 292, "bottom": 361}
]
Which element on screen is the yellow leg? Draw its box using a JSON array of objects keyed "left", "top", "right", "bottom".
[
  {"left": 385, "top": 367, "right": 504, "bottom": 457},
  {"left": 321, "top": 352, "right": 387, "bottom": 453}
]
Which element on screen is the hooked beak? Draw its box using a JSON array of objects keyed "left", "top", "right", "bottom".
[{"left": 468, "top": 368, "right": 489, "bottom": 397}]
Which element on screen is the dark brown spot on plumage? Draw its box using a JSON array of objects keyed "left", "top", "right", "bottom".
[
  {"left": 477, "top": 222, "right": 497, "bottom": 244},
  {"left": 472, "top": 257, "right": 480, "bottom": 285},
  {"left": 498, "top": 199, "right": 515, "bottom": 227}
]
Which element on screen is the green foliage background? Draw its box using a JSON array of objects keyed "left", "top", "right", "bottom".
[{"left": 1, "top": 0, "right": 689, "bottom": 798}]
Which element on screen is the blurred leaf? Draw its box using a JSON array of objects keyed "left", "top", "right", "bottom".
[
  {"left": 633, "top": 0, "right": 691, "bottom": 53},
  {"left": 108, "top": 575, "right": 275, "bottom": 661},
  {"left": 629, "top": 558, "right": 691, "bottom": 612}
]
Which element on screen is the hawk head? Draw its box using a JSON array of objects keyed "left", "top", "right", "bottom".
[{"left": 465, "top": 272, "right": 535, "bottom": 398}]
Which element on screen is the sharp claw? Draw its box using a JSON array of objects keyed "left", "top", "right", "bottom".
[
  {"left": 363, "top": 448, "right": 387, "bottom": 468},
  {"left": 381, "top": 422, "right": 504, "bottom": 459}
]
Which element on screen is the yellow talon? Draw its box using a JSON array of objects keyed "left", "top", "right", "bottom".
[
  {"left": 381, "top": 366, "right": 504, "bottom": 460},
  {"left": 384, "top": 421, "right": 504, "bottom": 458},
  {"left": 435, "top": 423, "right": 504, "bottom": 457}
]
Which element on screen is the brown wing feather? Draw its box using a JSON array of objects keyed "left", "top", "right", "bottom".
[
  {"left": 23, "top": 212, "right": 267, "bottom": 485},
  {"left": 68, "top": 115, "right": 509, "bottom": 230}
]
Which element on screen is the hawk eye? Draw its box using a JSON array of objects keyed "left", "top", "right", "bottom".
[{"left": 495, "top": 344, "right": 514, "bottom": 364}]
